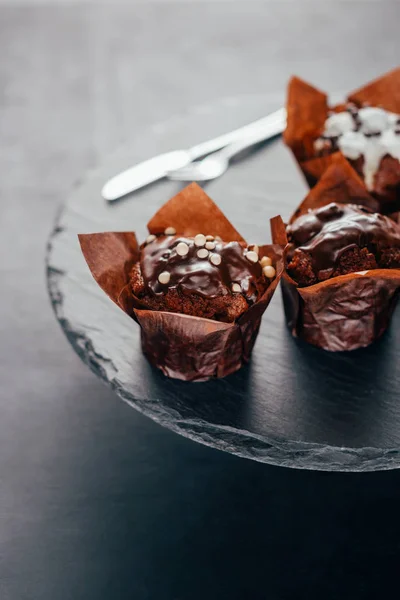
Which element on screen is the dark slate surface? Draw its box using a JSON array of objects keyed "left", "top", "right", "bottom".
[{"left": 2, "top": 2, "right": 400, "bottom": 599}]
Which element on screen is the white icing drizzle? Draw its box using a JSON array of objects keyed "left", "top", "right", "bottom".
[
  {"left": 381, "top": 129, "right": 400, "bottom": 162},
  {"left": 317, "top": 107, "right": 400, "bottom": 191},
  {"left": 358, "top": 107, "right": 389, "bottom": 134},
  {"left": 324, "top": 112, "right": 355, "bottom": 137},
  {"left": 338, "top": 131, "right": 366, "bottom": 160}
]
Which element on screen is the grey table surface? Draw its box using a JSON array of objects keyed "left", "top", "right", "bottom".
[{"left": 1, "top": 2, "right": 400, "bottom": 599}]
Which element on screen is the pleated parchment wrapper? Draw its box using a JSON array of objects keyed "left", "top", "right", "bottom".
[
  {"left": 271, "top": 166, "right": 400, "bottom": 352},
  {"left": 283, "top": 66, "right": 400, "bottom": 210},
  {"left": 78, "top": 183, "right": 283, "bottom": 382}
]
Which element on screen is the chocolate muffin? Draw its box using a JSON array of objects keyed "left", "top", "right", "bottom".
[
  {"left": 286, "top": 202, "right": 400, "bottom": 287},
  {"left": 131, "top": 231, "right": 276, "bottom": 323},
  {"left": 313, "top": 105, "right": 400, "bottom": 212},
  {"left": 79, "top": 182, "right": 283, "bottom": 381},
  {"left": 284, "top": 69, "right": 400, "bottom": 215}
]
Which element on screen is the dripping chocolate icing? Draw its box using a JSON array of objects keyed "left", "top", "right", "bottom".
[
  {"left": 286, "top": 203, "right": 400, "bottom": 279},
  {"left": 140, "top": 236, "right": 264, "bottom": 302}
]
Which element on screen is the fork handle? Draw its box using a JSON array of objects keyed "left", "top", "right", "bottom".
[
  {"left": 216, "top": 116, "right": 286, "bottom": 161},
  {"left": 187, "top": 108, "right": 286, "bottom": 160}
]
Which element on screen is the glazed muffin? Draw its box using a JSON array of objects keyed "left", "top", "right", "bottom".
[
  {"left": 79, "top": 183, "right": 283, "bottom": 381},
  {"left": 131, "top": 231, "right": 276, "bottom": 323},
  {"left": 271, "top": 168, "right": 400, "bottom": 352},
  {"left": 286, "top": 203, "right": 400, "bottom": 287},
  {"left": 284, "top": 67, "right": 400, "bottom": 214},
  {"left": 313, "top": 105, "right": 400, "bottom": 211}
]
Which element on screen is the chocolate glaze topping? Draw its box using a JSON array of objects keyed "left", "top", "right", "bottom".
[
  {"left": 287, "top": 203, "right": 400, "bottom": 278},
  {"left": 141, "top": 235, "right": 264, "bottom": 302}
]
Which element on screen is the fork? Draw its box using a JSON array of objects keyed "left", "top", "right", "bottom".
[{"left": 166, "top": 108, "right": 286, "bottom": 182}]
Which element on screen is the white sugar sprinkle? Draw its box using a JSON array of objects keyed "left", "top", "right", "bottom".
[
  {"left": 263, "top": 265, "right": 276, "bottom": 278},
  {"left": 176, "top": 242, "right": 189, "bottom": 256},
  {"left": 314, "top": 138, "right": 327, "bottom": 152},
  {"left": 164, "top": 226, "right": 176, "bottom": 235},
  {"left": 146, "top": 234, "right": 156, "bottom": 244},
  {"left": 210, "top": 253, "right": 221, "bottom": 266},
  {"left": 197, "top": 248, "right": 209, "bottom": 259},
  {"left": 215, "top": 236, "right": 222, "bottom": 242},
  {"left": 194, "top": 233, "right": 206, "bottom": 247},
  {"left": 206, "top": 235, "right": 214, "bottom": 241},
  {"left": 158, "top": 271, "right": 171, "bottom": 284},
  {"left": 249, "top": 244, "right": 259, "bottom": 255},
  {"left": 260, "top": 256, "right": 272, "bottom": 267},
  {"left": 246, "top": 251, "right": 259, "bottom": 263},
  {"left": 205, "top": 241, "right": 216, "bottom": 250},
  {"left": 231, "top": 283, "right": 241, "bottom": 293}
]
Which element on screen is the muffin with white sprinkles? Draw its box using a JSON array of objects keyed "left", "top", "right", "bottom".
[{"left": 79, "top": 183, "right": 282, "bottom": 381}]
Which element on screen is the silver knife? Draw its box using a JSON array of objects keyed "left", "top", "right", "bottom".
[{"left": 102, "top": 108, "right": 286, "bottom": 201}]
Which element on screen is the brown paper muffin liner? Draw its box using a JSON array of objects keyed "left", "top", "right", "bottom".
[
  {"left": 79, "top": 183, "right": 283, "bottom": 381},
  {"left": 284, "top": 67, "right": 400, "bottom": 208},
  {"left": 271, "top": 168, "right": 400, "bottom": 352}
]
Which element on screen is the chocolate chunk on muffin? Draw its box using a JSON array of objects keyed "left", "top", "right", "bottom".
[
  {"left": 286, "top": 202, "right": 400, "bottom": 286},
  {"left": 130, "top": 232, "right": 275, "bottom": 323}
]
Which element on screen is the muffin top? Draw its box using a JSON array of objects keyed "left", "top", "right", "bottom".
[
  {"left": 130, "top": 232, "right": 276, "bottom": 322},
  {"left": 286, "top": 202, "right": 400, "bottom": 286},
  {"left": 141, "top": 234, "right": 268, "bottom": 299},
  {"left": 314, "top": 105, "right": 400, "bottom": 191}
]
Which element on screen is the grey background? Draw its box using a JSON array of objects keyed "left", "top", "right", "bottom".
[{"left": 1, "top": 2, "right": 400, "bottom": 599}]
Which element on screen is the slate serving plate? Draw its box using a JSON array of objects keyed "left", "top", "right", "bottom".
[{"left": 47, "top": 94, "right": 400, "bottom": 472}]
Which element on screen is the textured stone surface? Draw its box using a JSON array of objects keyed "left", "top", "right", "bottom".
[{"left": 47, "top": 95, "right": 400, "bottom": 472}]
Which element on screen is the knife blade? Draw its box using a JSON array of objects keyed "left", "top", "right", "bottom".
[{"left": 102, "top": 151, "right": 190, "bottom": 201}]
